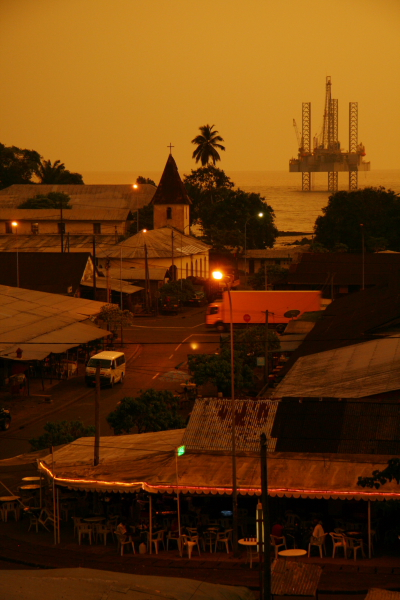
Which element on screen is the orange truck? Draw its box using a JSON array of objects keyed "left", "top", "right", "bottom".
[{"left": 206, "top": 290, "right": 321, "bottom": 331}]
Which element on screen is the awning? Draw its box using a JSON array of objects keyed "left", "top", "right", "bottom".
[
  {"left": 36, "top": 429, "right": 400, "bottom": 501},
  {"left": 82, "top": 278, "right": 143, "bottom": 295}
]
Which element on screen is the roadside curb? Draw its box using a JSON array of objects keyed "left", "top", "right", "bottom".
[{"left": 16, "top": 345, "right": 141, "bottom": 430}]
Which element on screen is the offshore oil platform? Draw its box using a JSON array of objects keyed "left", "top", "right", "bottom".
[{"left": 289, "top": 77, "right": 370, "bottom": 192}]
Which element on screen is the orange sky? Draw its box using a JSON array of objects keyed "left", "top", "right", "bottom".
[{"left": 1, "top": 0, "right": 399, "bottom": 175}]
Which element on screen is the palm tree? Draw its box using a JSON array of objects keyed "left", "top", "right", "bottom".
[
  {"left": 191, "top": 124, "right": 225, "bottom": 166},
  {"left": 35, "top": 159, "right": 84, "bottom": 184}
]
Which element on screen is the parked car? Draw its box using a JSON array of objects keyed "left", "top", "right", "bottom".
[{"left": 0, "top": 407, "right": 11, "bottom": 431}]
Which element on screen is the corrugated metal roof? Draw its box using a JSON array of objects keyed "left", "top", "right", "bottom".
[
  {"left": 81, "top": 278, "right": 143, "bottom": 295},
  {"left": 106, "top": 267, "right": 167, "bottom": 281},
  {"left": 272, "top": 400, "right": 400, "bottom": 455},
  {"left": 0, "top": 234, "right": 117, "bottom": 252},
  {"left": 0, "top": 252, "right": 92, "bottom": 295},
  {"left": 365, "top": 590, "right": 400, "bottom": 600},
  {"left": 271, "top": 559, "right": 322, "bottom": 596},
  {"left": 34, "top": 428, "right": 400, "bottom": 500},
  {"left": 0, "top": 285, "right": 111, "bottom": 360},
  {"left": 283, "top": 320, "right": 316, "bottom": 335},
  {"left": 98, "top": 227, "right": 210, "bottom": 259},
  {"left": 0, "top": 184, "right": 156, "bottom": 211},
  {"left": 0, "top": 209, "right": 131, "bottom": 221},
  {"left": 287, "top": 252, "right": 400, "bottom": 286},
  {"left": 183, "top": 398, "right": 279, "bottom": 452},
  {"left": 245, "top": 246, "right": 309, "bottom": 259},
  {"left": 272, "top": 336, "right": 400, "bottom": 399}
]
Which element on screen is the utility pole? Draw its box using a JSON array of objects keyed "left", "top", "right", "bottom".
[
  {"left": 360, "top": 223, "right": 365, "bottom": 290},
  {"left": 260, "top": 433, "right": 271, "bottom": 600},
  {"left": 60, "top": 202, "right": 64, "bottom": 253},
  {"left": 144, "top": 243, "right": 150, "bottom": 311},
  {"left": 264, "top": 310, "right": 269, "bottom": 387},
  {"left": 94, "top": 361, "right": 100, "bottom": 466},
  {"left": 92, "top": 236, "right": 97, "bottom": 301}
]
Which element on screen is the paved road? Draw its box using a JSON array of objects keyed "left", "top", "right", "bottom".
[{"left": 0, "top": 308, "right": 219, "bottom": 461}]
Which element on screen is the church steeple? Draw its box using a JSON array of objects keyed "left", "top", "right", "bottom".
[{"left": 151, "top": 154, "right": 191, "bottom": 232}]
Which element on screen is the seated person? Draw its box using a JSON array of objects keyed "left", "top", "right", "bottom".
[
  {"left": 272, "top": 520, "right": 284, "bottom": 538},
  {"left": 312, "top": 519, "right": 324, "bottom": 538}
]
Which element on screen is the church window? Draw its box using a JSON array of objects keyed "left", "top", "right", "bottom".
[{"left": 167, "top": 207, "right": 172, "bottom": 219}]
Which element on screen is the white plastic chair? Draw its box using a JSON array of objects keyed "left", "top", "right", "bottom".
[
  {"left": 270, "top": 535, "right": 287, "bottom": 558},
  {"left": 116, "top": 532, "right": 135, "bottom": 556},
  {"left": 215, "top": 529, "right": 233, "bottom": 553},
  {"left": 166, "top": 530, "right": 180, "bottom": 551},
  {"left": 330, "top": 532, "right": 346, "bottom": 558},
  {"left": 77, "top": 523, "right": 93, "bottom": 545},
  {"left": 147, "top": 529, "right": 165, "bottom": 554},
  {"left": 308, "top": 533, "right": 327, "bottom": 558},
  {"left": 344, "top": 536, "right": 364, "bottom": 560},
  {"left": 95, "top": 523, "right": 113, "bottom": 545},
  {"left": 181, "top": 534, "right": 201, "bottom": 559}
]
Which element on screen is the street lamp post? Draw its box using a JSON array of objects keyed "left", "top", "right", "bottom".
[
  {"left": 244, "top": 212, "right": 264, "bottom": 281},
  {"left": 212, "top": 270, "right": 238, "bottom": 556},
  {"left": 132, "top": 183, "right": 139, "bottom": 232},
  {"left": 11, "top": 221, "right": 19, "bottom": 288}
]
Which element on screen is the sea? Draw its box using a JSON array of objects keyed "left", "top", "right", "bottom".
[{"left": 82, "top": 169, "right": 400, "bottom": 246}]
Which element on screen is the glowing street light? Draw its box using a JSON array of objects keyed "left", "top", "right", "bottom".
[
  {"left": 211, "top": 269, "right": 238, "bottom": 556},
  {"left": 11, "top": 221, "right": 19, "bottom": 288}
]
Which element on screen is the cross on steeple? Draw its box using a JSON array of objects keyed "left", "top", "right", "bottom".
[{"left": 167, "top": 143, "right": 174, "bottom": 155}]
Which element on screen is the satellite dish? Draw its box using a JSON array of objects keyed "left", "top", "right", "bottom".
[{"left": 284, "top": 309, "right": 301, "bottom": 319}]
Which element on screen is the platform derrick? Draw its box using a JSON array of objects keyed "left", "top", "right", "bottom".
[{"left": 289, "top": 77, "right": 370, "bottom": 192}]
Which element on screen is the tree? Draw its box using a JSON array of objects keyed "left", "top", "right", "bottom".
[
  {"left": 188, "top": 326, "right": 280, "bottom": 396},
  {"left": 0, "top": 143, "right": 41, "bottom": 189},
  {"left": 248, "top": 265, "right": 289, "bottom": 290},
  {"left": 107, "top": 389, "right": 184, "bottom": 435},
  {"left": 18, "top": 191, "right": 72, "bottom": 209},
  {"left": 183, "top": 166, "right": 278, "bottom": 250},
  {"left": 127, "top": 203, "right": 154, "bottom": 234},
  {"left": 159, "top": 279, "right": 195, "bottom": 303},
  {"left": 136, "top": 175, "right": 157, "bottom": 187},
  {"left": 29, "top": 420, "right": 95, "bottom": 450},
  {"left": 35, "top": 158, "right": 84, "bottom": 184},
  {"left": 191, "top": 124, "right": 225, "bottom": 166},
  {"left": 358, "top": 458, "right": 400, "bottom": 489},
  {"left": 314, "top": 187, "right": 400, "bottom": 252},
  {"left": 99, "top": 304, "right": 134, "bottom": 335}
]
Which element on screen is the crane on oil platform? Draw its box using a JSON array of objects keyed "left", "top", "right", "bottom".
[{"left": 289, "top": 77, "right": 370, "bottom": 192}]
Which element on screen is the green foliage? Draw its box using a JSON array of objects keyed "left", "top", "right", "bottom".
[
  {"left": 159, "top": 279, "right": 195, "bottom": 303},
  {"left": 19, "top": 191, "right": 72, "bottom": 209},
  {"left": 136, "top": 175, "right": 157, "bottom": 187},
  {"left": 358, "top": 458, "right": 400, "bottom": 489},
  {"left": 0, "top": 143, "right": 41, "bottom": 189},
  {"left": 0, "top": 143, "right": 83, "bottom": 189},
  {"left": 188, "top": 327, "right": 280, "bottom": 395},
  {"left": 128, "top": 203, "right": 154, "bottom": 233},
  {"left": 191, "top": 124, "right": 225, "bottom": 166},
  {"left": 107, "top": 389, "right": 184, "bottom": 435},
  {"left": 29, "top": 420, "right": 95, "bottom": 450},
  {"left": 35, "top": 158, "right": 84, "bottom": 184},
  {"left": 99, "top": 304, "right": 134, "bottom": 331},
  {"left": 314, "top": 187, "right": 400, "bottom": 252},
  {"left": 183, "top": 166, "right": 278, "bottom": 250},
  {"left": 248, "top": 266, "right": 289, "bottom": 290}
]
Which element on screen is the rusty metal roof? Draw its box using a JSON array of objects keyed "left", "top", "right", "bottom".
[
  {"left": 150, "top": 155, "right": 191, "bottom": 206},
  {"left": 182, "top": 398, "right": 278, "bottom": 452},
  {"left": 271, "top": 559, "right": 322, "bottom": 596},
  {"left": 0, "top": 184, "right": 156, "bottom": 211},
  {"left": 0, "top": 234, "right": 117, "bottom": 252},
  {"left": 272, "top": 336, "right": 400, "bottom": 399},
  {"left": 365, "top": 590, "right": 400, "bottom": 600},
  {"left": 0, "top": 209, "right": 131, "bottom": 221}
]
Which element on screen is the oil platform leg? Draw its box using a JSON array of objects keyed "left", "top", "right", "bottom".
[
  {"left": 328, "top": 172, "right": 338, "bottom": 193},
  {"left": 349, "top": 171, "right": 358, "bottom": 190},
  {"left": 302, "top": 172, "right": 312, "bottom": 191}
]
